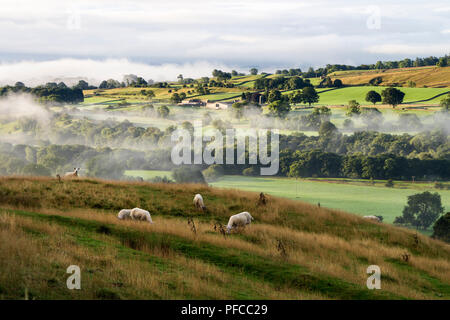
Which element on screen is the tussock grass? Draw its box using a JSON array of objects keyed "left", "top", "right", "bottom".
[{"left": 0, "top": 176, "right": 449, "bottom": 299}]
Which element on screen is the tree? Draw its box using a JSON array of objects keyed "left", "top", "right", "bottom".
[
  {"left": 73, "top": 80, "right": 90, "bottom": 90},
  {"left": 375, "top": 61, "right": 385, "bottom": 69},
  {"left": 267, "top": 90, "right": 282, "bottom": 103},
  {"left": 437, "top": 57, "right": 448, "bottom": 67},
  {"left": 86, "top": 155, "right": 125, "bottom": 180},
  {"left": 301, "top": 87, "right": 319, "bottom": 106},
  {"left": 171, "top": 93, "right": 182, "bottom": 104},
  {"left": 250, "top": 68, "right": 258, "bottom": 75},
  {"left": 267, "top": 100, "right": 291, "bottom": 118},
  {"left": 333, "top": 79, "right": 343, "bottom": 88},
  {"left": 157, "top": 105, "right": 170, "bottom": 118},
  {"left": 202, "top": 164, "right": 224, "bottom": 182},
  {"left": 289, "top": 90, "right": 303, "bottom": 104},
  {"left": 172, "top": 166, "right": 206, "bottom": 184},
  {"left": 145, "top": 90, "right": 155, "bottom": 100},
  {"left": 381, "top": 87, "right": 405, "bottom": 108},
  {"left": 318, "top": 121, "right": 338, "bottom": 138},
  {"left": 365, "top": 90, "right": 382, "bottom": 105},
  {"left": 346, "top": 100, "right": 360, "bottom": 116},
  {"left": 440, "top": 94, "right": 450, "bottom": 112},
  {"left": 394, "top": 192, "right": 444, "bottom": 229},
  {"left": 432, "top": 212, "right": 450, "bottom": 243}
]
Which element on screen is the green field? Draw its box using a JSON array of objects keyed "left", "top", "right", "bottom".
[
  {"left": 316, "top": 86, "right": 449, "bottom": 106},
  {"left": 124, "top": 171, "right": 450, "bottom": 227},
  {"left": 212, "top": 176, "right": 450, "bottom": 226},
  {"left": 81, "top": 73, "right": 450, "bottom": 110}
]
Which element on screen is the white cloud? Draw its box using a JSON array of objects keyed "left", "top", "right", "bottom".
[
  {"left": 0, "top": 0, "right": 449, "bottom": 69},
  {"left": 0, "top": 59, "right": 236, "bottom": 86},
  {"left": 365, "top": 43, "right": 450, "bottom": 55}
]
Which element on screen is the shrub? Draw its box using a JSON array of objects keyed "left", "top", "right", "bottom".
[
  {"left": 432, "top": 212, "right": 450, "bottom": 243},
  {"left": 202, "top": 165, "right": 224, "bottom": 182},
  {"left": 172, "top": 166, "right": 206, "bottom": 184},
  {"left": 242, "top": 167, "right": 259, "bottom": 176}
]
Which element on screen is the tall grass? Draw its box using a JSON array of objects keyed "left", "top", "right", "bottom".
[{"left": 0, "top": 176, "right": 449, "bottom": 299}]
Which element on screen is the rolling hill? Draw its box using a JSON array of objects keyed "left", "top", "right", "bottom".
[
  {"left": 0, "top": 176, "right": 448, "bottom": 300},
  {"left": 329, "top": 66, "right": 450, "bottom": 88},
  {"left": 81, "top": 66, "right": 450, "bottom": 108}
]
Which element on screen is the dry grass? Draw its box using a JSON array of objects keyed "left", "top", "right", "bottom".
[
  {"left": 0, "top": 176, "right": 449, "bottom": 299},
  {"left": 0, "top": 212, "right": 321, "bottom": 299},
  {"left": 330, "top": 66, "right": 450, "bottom": 88}
]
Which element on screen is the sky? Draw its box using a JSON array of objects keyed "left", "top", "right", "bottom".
[{"left": 0, "top": 0, "right": 449, "bottom": 84}]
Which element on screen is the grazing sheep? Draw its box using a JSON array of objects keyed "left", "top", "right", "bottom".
[
  {"left": 117, "top": 209, "right": 132, "bottom": 220},
  {"left": 363, "top": 215, "right": 381, "bottom": 222},
  {"left": 226, "top": 211, "right": 254, "bottom": 233},
  {"left": 193, "top": 194, "right": 206, "bottom": 211},
  {"left": 64, "top": 168, "right": 80, "bottom": 178},
  {"left": 130, "top": 207, "right": 153, "bottom": 224}
]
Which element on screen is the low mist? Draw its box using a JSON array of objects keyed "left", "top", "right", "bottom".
[{"left": 0, "top": 59, "right": 236, "bottom": 87}]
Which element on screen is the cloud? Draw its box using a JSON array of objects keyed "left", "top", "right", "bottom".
[
  {"left": 0, "top": 0, "right": 449, "bottom": 68},
  {"left": 0, "top": 59, "right": 237, "bottom": 86},
  {"left": 365, "top": 43, "right": 450, "bottom": 55}
]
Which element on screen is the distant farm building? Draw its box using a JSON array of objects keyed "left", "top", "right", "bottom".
[{"left": 178, "top": 99, "right": 206, "bottom": 107}]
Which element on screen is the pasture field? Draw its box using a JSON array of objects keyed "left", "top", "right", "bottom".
[
  {"left": 315, "top": 86, "right": 449, "bottom": 106},
  {"left": 124, "top": 171, "right": 450, "bottom": 227},
  {"left": 82, "top": 84, "right": 449, "bottom": 111},
  {"left": 0, "top": 176, "right": 448, "bottom": 299},
  {"left": 209, "top": 176, "right": 450, "bottom": 225},
  {"left": 329, "top": 66, "right": 450, "bottom": 88},
  {"left": 80, "top": 67, "right": 450, "bottom": 109}
]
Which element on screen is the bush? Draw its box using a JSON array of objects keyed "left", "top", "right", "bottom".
[
  {"left": 172, "top": 166, "right": 206, "bottom": 184},
  {"left": 432, "top": 212, "right": 450, "bottom": 243},
  {"left": 242, "top": 167, "right": 259, "bottom": 176},
  {"left": 202, "top": 164, "right": 224, "bottom": 182}
]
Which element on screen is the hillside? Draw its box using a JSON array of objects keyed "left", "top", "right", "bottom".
[
  {"left": 80, "top": 68, "right": 450, "bottom": 108},
  {"left": 329, "top": 66, "right": 450, "bottom": 88},
  {"left": 0, "top": 176, "right": 449, "bottom": 300}
]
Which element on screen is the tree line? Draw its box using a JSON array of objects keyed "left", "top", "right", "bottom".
[{"left": 0, "top": 82, "right": 84, "bottom": 104}]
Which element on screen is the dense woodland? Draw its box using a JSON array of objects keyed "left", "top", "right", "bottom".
[{"left": 0, "top": 108, "right": 449, "bottom": 181}]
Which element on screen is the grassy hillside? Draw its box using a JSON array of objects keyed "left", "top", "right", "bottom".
[
  {"left": 125, "top": 171, "right": 450, "bottom": 227},
  {"left": 315, "top": 86, "right": 449, "bottom": 106},
  {"left": 329, "top": 66, "right": 450, "bottom": 88},
  {"left": 0, "top": 176, "right": 449, "bottom": 300}
]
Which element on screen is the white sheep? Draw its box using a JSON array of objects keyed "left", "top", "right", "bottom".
[
  {"left": 117, "top": 209, "right": 132, "bottom": 220},
  {"left": 193, "top": 194, "right": 206, "bottom": 211},
  {"left": 226, "top": 211, "right": 254, "bottom": 233},
  {"left": 363, "top": 215, "right": 381, "bottom": 222},
  {"left": 130, "top": 207, "right": 153, "bottom": 224},
  {"left": 64, "top": 168, "right": 80, "bottom": 178}
]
